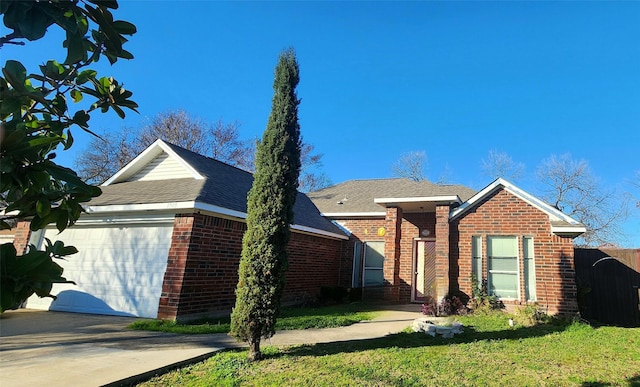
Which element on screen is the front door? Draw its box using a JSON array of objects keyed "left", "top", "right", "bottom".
[{"left": 413, "top": 240, "right": 436, "bottom": 302}]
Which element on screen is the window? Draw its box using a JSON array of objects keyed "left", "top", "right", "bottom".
[
  {"left": 363, "top": 241, "right": 385, "bottom": 287},
  {"left": 523, "top": 237, "right": 536, "bottom": 301},
  {"left": 487, "top": 236, "right": 518, "bottom": 299},
  {"left": 352, "top": 242, "right": 363, "bottom": 288},
  {"left": 472, "top": 236, "right": 482, "bottom": 290}
]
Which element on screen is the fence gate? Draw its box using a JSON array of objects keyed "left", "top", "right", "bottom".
[{"left": 574, "top": 248, "right": 640, "bottom": 327}]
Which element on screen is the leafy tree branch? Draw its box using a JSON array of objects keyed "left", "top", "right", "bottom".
[{"left": 0, "top": 0, "right": 137, "bottom": 312}]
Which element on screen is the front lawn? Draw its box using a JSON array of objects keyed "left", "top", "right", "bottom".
[
  {"left": 138, "top": 311, "right": 640, "bottom": 386},
  {"left": 128, "top": 303, "right": 378, "bottom": 334}
]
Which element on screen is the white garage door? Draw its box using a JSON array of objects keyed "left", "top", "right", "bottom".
[{"left": 26, "top": 221, "right": 173, "bottom": 318}]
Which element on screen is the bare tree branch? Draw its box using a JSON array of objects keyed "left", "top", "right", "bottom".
[
  {"left": 75, "top": 110, "right": 330, "bottom": 190},
  {"left": 392, "top": 151, "right": 427, "bottom": 182},
  {"left": 536, "top": 153, "right": 629, "bottom": 247},
  {"left": 481, "top": 149, "right": 525, "bottom": 182}
]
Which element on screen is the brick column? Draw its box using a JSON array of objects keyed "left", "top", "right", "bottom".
[
  {"left": 435, "top": 204, "right": 450, "bottom": 302},
  {"left": 384, "top": 207, "right": 402, "bottom": 301},
  {"left": 157, "top": 214, "right": 194, "bottom": 320}
]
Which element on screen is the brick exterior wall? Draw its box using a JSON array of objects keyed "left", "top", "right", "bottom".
[
  {"left": 451, "top": 188, "right": 578, "bottom": 315},
  {"left": 12, "top": 221, "right": 32, "bottom": 254},
  {"left": 158, "top": 213, "right": 343, "bottom": 321}
]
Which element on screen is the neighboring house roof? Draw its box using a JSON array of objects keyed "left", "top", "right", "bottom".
[
  {"left": 87, "top": 140, "right": 347, "bottom": 240},
  {"left": 450, "top": 178, "right": 586, "bottom": 237},
  {"left": 307, "top": 178, "right": 477, "bottom": 216}
]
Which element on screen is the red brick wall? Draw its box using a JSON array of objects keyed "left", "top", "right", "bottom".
[
  {"left": 12, "top": 221, "right": 32, "bottom": 254},
  {"left": 452, "top": 188, "right": 578, "bottom": 315},
  {"left": 158, "top": 213, "right": 343, "bottom": 321}
]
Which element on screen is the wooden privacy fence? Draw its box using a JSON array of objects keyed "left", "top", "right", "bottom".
[{"left": 574, "top": 248, "right": 640, "bottom": 327}]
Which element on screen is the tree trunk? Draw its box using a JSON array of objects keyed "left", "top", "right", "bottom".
[{"left": 248, "top": 335, "right": 262, "bottom": 362}]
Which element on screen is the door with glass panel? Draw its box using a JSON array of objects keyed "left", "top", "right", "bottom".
[{"left": 413, "top": 240, "right": 436, "bottom": 302}]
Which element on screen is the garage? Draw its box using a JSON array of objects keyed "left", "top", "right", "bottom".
[{"left": 26, "top": 218, "right": 174, "bottom": 318}]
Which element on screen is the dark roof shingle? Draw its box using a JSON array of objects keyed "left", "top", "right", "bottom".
[{"left": 307, "top": 178, "right": 476, "bottom": 214}]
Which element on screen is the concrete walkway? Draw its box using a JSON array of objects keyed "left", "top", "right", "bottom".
[{"left": 0, "top": 304, "right": 425, "bottom": 387}]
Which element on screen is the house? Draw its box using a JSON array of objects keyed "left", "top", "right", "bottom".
[
  {"left": 17, "top": 140, "right": 347, "bottom": 320},
  {"left": 14, "top": 140, "right": 586, "bottom": 320},
  {"left": 308, "top": 178, "right": 586, "bottom": 315}
]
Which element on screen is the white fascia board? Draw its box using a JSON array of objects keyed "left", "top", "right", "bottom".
[
  {"left": 102, "top": 139, "right": 204, "bottom": 186},
  {"left": 450, "top": 178, "right": 583, "bottom": 226},
  {"left": 72, "top": 213, "right": 177, "bottom": 226},
  {"left": 321, "top": 212, "right": 387, "bottom": 218},
  {"left": 450, "top": 178, "right": 505, "bottom": 220},
  {"left": 194, "top": 202, "right": 247, "bottom": 221},
  {"left": 84, "top": 201, "right": 346, "bottom": 240},
  {"left": 291, "top": 224, "right": 349, "bottom": 240},
  {"left": 84, "top": 201, "right": 197, "bottom": 214},
  {"left": 374, "top": 196, "right": 462, "bottom": 205}
]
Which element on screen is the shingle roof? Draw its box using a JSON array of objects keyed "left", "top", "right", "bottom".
[
  {"left": 307, "top": 178, "right": 477, "bottom": 214},
  {"left": 91, "top": 141, "right": 344, "bottom": 236}
]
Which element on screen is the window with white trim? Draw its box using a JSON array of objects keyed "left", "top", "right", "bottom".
[
  {"left": 523, "top": 236, "right": 536, "bottom": 301},
  {"left": 487, "top": 236, "right": 519, "bottom": 299},
  {"left": 362, "top": 241, "right": 385, "bottom": 287}
]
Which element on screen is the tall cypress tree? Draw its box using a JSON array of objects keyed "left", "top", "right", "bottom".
[{"left": 230, "top": 49, "right": 301, "bottom": 361}]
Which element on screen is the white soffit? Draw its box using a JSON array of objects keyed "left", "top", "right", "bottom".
[
  {"left": 450, "top": 178, "right": 585, "bottom": 229},
  {"left": 102, "top": 139, "right": 204, "bottom": 186}
]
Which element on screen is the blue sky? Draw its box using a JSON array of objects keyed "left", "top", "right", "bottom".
[{"left": 4, "top": 1, "right": 639, "bottom": 245}]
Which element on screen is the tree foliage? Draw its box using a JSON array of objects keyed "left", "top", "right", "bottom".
[
  {"left": 392, "top": 150, "right": 427, "bottom": 182},
  {"left": 0, "top": 0, "right": 136, "bottom": 312},
  {"left": 230, "top": 49, "right": 302, "bottom": 361},
  {"left": 536, "top": 154, "right": 629, "bottom": 246},
  {"left": 75, "top": 110, "right": 252, "bottom": 184}
]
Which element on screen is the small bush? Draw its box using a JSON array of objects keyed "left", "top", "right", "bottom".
[
  {"left": 421, "top": 295, "right": 438, "bottom": 316},
  {"left": 318, "top": 286, "right": 349, "bottom": 304},
  {"left": 421, "top": 294, "right": 468, "bottom": 316},
  {"left": 513, "top": 304, "right": 549, "bottom": 326},
  {"left": 469, "top": 279, "right": 502, "bottom": 313},
  {"left": 348, "top": 287, "right": 362, "bottom": 302},
  {"left": 439, "top": 295, "right": 469, "bottom": 316}
]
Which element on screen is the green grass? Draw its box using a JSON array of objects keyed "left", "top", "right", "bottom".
[
  {"left": 138, "top": 311, "right": 640, "bottom": 387},
  {"left": 128, "top": 303, "right": 378, "bottom": 334}
]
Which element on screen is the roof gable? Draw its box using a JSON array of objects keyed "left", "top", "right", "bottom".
[
  {"left": 90, "top": 140, "right": 346, "bottom": 239},
  {"left": 450, "top": 178, "right": 586, "bottom": 236},
  {"left": 103, "top": 139, "right": 204, "bottom": 186}
]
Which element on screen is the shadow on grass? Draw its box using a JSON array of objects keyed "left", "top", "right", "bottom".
[
  {"left": 580, "top": 374, "right": 640, "bottom": 386},
  {"left": 268, "top": 322, "right": 571, "bottom": 358}
]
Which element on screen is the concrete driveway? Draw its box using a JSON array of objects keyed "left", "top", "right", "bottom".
[
  {"left": 0, "top": 309, "right": 240, "bottom": 387},
  {"left": 0, "top": 305, "right": 424, "bottom": 386}
]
